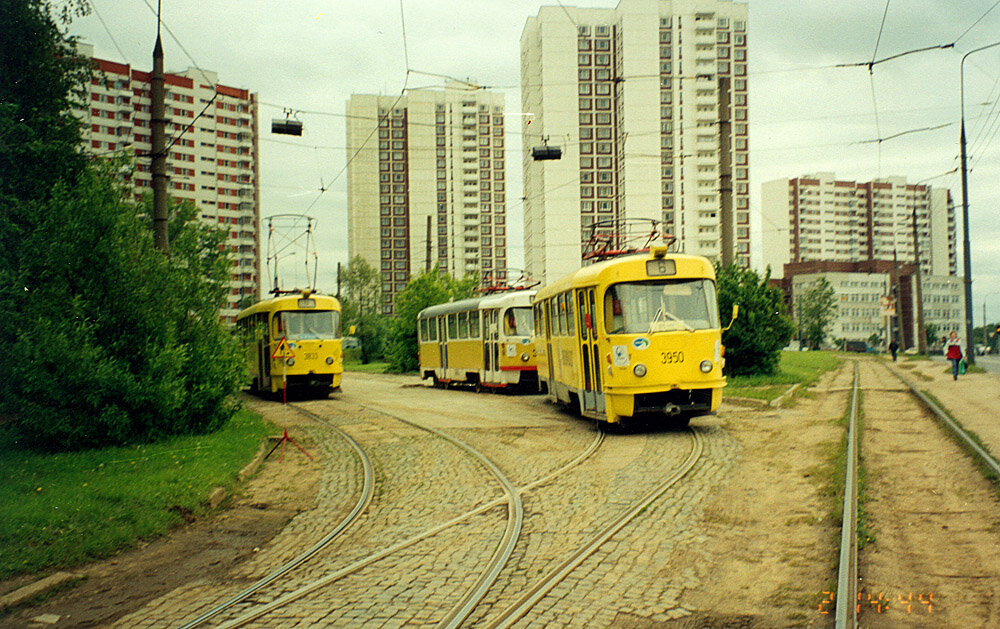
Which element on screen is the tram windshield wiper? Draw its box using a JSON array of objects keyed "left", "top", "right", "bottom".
[{"left": 649, "top": 297, "right": 693, "bottom": 333}]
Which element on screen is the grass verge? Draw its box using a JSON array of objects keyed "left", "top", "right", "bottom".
[
  {"left": 0, "top": 408, "right": 270, "bottom": 581},
  {"left": 343, "top": 360, "right": 389, "bottom": 374},
  {"left": 726, "top": 350, "right": 843, "bottom": 401}
]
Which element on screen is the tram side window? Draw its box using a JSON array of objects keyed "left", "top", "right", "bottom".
[
  {"left": 533, "top": 304, "right": 543, "bottom": 337},
  {"left": 448, "top": 313, "right": 458, "bottom": 340},
  {"left": 429, "top": 317, "right": 438, "bottom": 341},
  {"left": 544, "top": 301, "right": 553, "bottom": 339},
  {"left": 559, "top": 294, "right": 569, "bottom": 336},
  {"left": 419, "top": 319, "right": 427, "bottom": 342},
  {"left": 458, "top": 311, "right": 469, "bottom": 338},
  {"left": 469, "top": 311, "right": 480, "bottom": 338},
  {"left": 565, "top": 295, "right": 575, "bottom": 336}
]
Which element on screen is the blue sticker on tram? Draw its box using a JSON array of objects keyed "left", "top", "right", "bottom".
[{"left": 632, "top": 337, "right": 650, "bottom": 350}]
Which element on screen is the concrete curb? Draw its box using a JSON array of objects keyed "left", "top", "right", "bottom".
[{"left": 0, "top": 572, "right": 82, "bottom": 611}]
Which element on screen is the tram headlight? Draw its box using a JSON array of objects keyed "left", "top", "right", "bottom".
[
  {"left": 520, "top": 352, "right": 530, "bottom": 362},
  {"left": 286, "top": 357, "right": 295, "bottom": 367},
  {"left": 699, "top": 360, "right": 712, "bottom": 373},
  {"left": 325, "top": 356, "right": 334, "bottom": 365},
  {"left": 633, "top": 363, "right": 647, "bottom": 377}
]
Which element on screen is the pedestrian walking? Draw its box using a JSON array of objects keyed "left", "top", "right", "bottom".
[
  {"left": 945, "top": 330, "right": 963, "bottom": 380},
  {"left": 889, "top": 338, "right": 899, "bottom": 361}
]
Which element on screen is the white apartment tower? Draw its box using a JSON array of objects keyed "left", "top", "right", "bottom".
[
  {"left": 521, "top": 0, "right": 750, "bottom": 284},
  {"left": 761, "top": 173, "right": 957, "bottom": 278},
  {"left": 77, "top": 44, "right": 262, "bottom": 323},
  {"left": 347, "top": 86, "right": 507, "bottom": 314}
]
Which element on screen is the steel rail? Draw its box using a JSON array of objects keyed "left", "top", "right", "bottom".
[
  {"left": 484, "top": 426, "right": 704, "bottom": 629},
  {"left": 213, "top": 405, "right": 605, "bottom": 629},
  {"left": 176, "top": 404, "right": 375, "bottom": 629},
  {"left": 889, "top": 365, "right": 1000, "bottom": 480},
  {"left": 834, "top": 362, "right": 860, "bottom": 629}
]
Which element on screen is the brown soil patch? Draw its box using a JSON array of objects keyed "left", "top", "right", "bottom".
[
  {"left": 663, "top": 363, "right": 855, "bottom": 627},
  {"left": 858, "top": 360, "right": 1000, "bottom": 627},
  {"left": 1, "top": 398, "right": 323, "bottom": 629}
]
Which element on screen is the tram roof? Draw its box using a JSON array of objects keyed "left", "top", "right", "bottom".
[
  {"left": 236, "top": 291, "right": 340, "bottom": 319},
  {"left": 417, "top": 289, "right": 536, "bottom": 319},
  {"left": 535, "top": 251, "right": 716, "bottom": 301}
]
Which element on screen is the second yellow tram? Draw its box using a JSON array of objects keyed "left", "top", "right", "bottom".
[
  {"left": 533, "top": 247, "right": 734, "bottom": 425},
  {"left": 417, "top": 290, "right": 538, "bottom": 390}
]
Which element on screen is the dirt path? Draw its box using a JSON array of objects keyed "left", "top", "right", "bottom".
[
  {"left": 859, "top": 359, "right": 1000, "bottom": 627},
  {"left": 663, "top": 362, "right": 854, "bottom": 628}
]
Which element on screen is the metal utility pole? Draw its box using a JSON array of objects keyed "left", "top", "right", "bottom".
[
  {"left": 959, "top": 41, "right": 1000, "bottom": 365},
  {"left": 892, "top": 249, "right": 905, "bottom": 351},
  {"left": 150, "top": 12, "right": 169, "bottom": 254},
  {"left": 717, "top": 76, "right": 734, "bottom": 266},
  {"left": 911, "top": 208, "right": 926, "bottom": 353}
]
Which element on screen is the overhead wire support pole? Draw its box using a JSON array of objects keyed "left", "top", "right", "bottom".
[
  {"left": 150, "top": 1, "right": 169, "bottom": 254},
  {"left": 959, "top": 40, "right": 1000, "bottom": 366}
]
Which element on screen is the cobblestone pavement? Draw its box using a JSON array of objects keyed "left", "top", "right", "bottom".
[{"left": 114, "top": 373, "right": 740, "bottom": 627}]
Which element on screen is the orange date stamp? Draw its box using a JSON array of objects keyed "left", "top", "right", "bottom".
[{"left": 817, "top": 591, "right": 935, "bottom": 614}]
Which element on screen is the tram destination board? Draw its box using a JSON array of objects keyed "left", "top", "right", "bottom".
[{"left": 646, "top": 259, "right": 676, "bottom": 276}]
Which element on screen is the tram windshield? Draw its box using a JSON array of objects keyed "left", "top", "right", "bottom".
[
  {"left": 275, "top": 310, "right": 340, "bottom": 340},
  {"left": 604, "top": 280, "right": 719, "bottom": 334},
  {"left": 503, "top": 307, "right": 534, "bottom": 336}
]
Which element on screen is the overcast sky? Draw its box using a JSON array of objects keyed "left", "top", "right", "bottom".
[{"left": 68, "top": 0, "right": 1000, "bottom": 323}]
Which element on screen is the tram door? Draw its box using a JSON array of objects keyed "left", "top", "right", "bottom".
[
  {"left": 544, "top": 302, "right": 554, "bottom": 384},
  {"left": 259, "top": 313, "right": 272, "bottom": 391},
  {"left": 484, "top": 309, "right": 500, "bottom": 384},
  {"left": 577, "top": 289, "right": 599, "bottom": 413},
  {"left": 438, "top": 316, "right": 448, "bottom": 376}
]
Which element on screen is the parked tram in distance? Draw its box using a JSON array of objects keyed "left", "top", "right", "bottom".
[
  {"left": 236, "top": 290, "right": 343, "bottom": 396},
  {"left": 417, "top": 290, "right": 538, "bottom": 391},
  {"left": 533, "top": 247, "right": 736, "bottom": 425}
]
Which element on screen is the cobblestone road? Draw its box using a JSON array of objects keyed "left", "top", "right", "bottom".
[{"left": 115, "top": 373, "right": 739, "bottom": 627}]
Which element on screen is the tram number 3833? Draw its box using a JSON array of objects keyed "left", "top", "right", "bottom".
[{"left": 660, "top": 351, "right": 684, "bottom": 364}]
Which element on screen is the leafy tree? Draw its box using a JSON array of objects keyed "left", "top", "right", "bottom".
[
  {"left": 796, "top": 277, "right": 838, "bottom": 350},
  {"left": 3, "top": 166, "right": 245, "bottom": 450},
  {"left": 385, "top": 269, "right": 478, "bottom": 373},
  {"left": 340, "top": 255, "right": 387, "bottom": 363},
  {"left": 715, "top": 264, "right": 795, "bottom": 376},
  {"left": 924, "top": 322, "right": 939, "bottom": 350},
  {"left": 0, "top": 1, "right": 244, "bottom": 450}
]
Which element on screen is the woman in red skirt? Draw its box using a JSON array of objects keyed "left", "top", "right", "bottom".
[{"left": 945, "top": 330, "right": 963, "bottom": 380}]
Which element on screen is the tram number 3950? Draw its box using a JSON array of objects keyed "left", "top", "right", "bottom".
[{"left": 660, "top": 351, "right": 684, "bottom": 364}]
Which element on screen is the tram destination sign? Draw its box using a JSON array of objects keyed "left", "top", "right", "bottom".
[{"left": 646, "top": 259, "right": 677, "bottom": 277}]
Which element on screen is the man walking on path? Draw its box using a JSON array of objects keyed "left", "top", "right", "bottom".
[{"left": 889, "top": 338, "right": 899, "bottom": 361}]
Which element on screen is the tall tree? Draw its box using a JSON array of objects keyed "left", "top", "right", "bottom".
[
  {"left": 0, "top": 2, "right": 246, "bottom": 450},
  {"left": 715, "top": 264, "right": 796, "bottom": 376},
  {"left": 385, "top": 269, "right": 478, "bottom": 373},
  {"left": 340, "top": 255, "right": 386, "bottom": 363},
  {"left": 797, "top": 277, "right": 838, "bottom": 350}
]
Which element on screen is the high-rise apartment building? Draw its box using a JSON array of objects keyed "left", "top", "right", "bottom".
[
  {"left": 347, "top": 86, "right": 507, "bottom": 314},
  {"left": 521, "top": 0, "right": 750, "bottom": 284},
  {"left": 761, "top": 173, "right": 957, "bottom": 278},
  {"left": 76, "top": 43, "right": 261, "bottom": 322}
]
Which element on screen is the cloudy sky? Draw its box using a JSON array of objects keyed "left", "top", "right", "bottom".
[{"left": 68, "top": 0, "right": 1000, "bottom": 323}]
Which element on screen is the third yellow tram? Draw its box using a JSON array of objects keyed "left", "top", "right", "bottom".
[{"left": 533, "top": 247, "right": 735, "bottom": 425}]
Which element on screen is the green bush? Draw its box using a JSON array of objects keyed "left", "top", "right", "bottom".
[
  {"left": 716, "top": 263, "right": 796, "bottom": 376},
  {"left": 1, "top": 170, "right": 245, "bottom": 451}
]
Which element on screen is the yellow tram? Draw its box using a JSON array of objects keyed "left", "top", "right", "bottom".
[
  {"left": 533, "top": 247, "right": 735, "bottom": 425},
  {"left": 235, "top": 290, "right": 344, "bottom": 396},
  {"left": 417, "top": 290, "right": 538, "bottom": 390}
]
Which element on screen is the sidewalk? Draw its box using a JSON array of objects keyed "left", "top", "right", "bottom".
[{"left": 889, "top": 354, "right": 1000, "bottom": 463}]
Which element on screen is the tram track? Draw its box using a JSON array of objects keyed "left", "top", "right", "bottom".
[
  {"left": 833, "top": 359, "right": 1000, "bottom": 627},
  {"left": 175, "top": 404, "right": 375, "bottom": 629},
  {"left": 197, "top": 397, "right": 606, "bottom": 628},
  {"left": 483, "top": 426, "right": 704, "bottom": 628}
]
